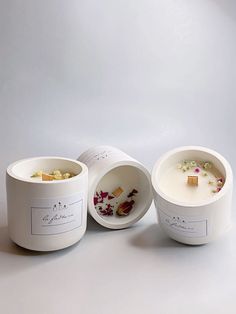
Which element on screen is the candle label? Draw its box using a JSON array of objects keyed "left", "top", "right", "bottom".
[
  {"left": 159, "top": 208, "right": 208, "bottom": 238},
  {"left": 30, "top": 193, "right": 84, "bottom": 235}
]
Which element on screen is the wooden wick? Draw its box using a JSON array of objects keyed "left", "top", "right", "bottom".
[{"left": 187, "top": 176, "right": 198, "bottom": 186}]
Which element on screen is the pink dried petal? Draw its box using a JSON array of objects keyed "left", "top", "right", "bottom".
[
  {"left": 94, "top": 197, "right": 98, "bottom": 205},
  {"left": 100, "top": 191, "right": 108, "bottom": 199},
  {"left": 194, "top": 168, "right": 200, "bottom": 173},
  {"left": 100, "top": 208, "right": 113, "bottom": 216}
]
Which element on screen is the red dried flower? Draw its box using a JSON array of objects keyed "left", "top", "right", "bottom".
[
  {"left": 116, "top": 200, "right": 135, "bottom": 216},
  {"left": 127, "top": 189, "right": 138, "bottom": 198},
  {"left": 94, "top": 197, "right": 98, "bottom": 205},
  {"left": 100, "top": 191, "right": 108, "bottom": 199}
]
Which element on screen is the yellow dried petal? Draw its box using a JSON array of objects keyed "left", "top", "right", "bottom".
[
  {"left": 53, "top": 174, "right": 63, "bottom": 180},
  {"left": 63, "top": 173, "right": 71, "bottom": 179},
  {"left": 31, "top": 170, "right": 43, "bottom": 177},
  {"left": 51, "top": 170, "right": 62, "bottom": 176}
]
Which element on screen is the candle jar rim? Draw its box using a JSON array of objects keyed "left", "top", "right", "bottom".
[{"left": 7, "top": 156, "right": 88, "bottom": 184}]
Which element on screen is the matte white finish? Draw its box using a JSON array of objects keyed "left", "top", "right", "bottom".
[
  {"left": 78, "top": 146, "right": 153, "bottom": 229},
  {"left": 6, "top": 157, "right": 88, "bottom": 251},
  {"left": 152, "top": 146, "right": 233, "bottom": 245},
  {"left": 0, "top": 0, "right": 236, "bottom": 313}
]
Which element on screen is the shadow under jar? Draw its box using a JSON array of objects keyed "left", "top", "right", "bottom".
[{"left": 6, "top": 157, "right": 88, "bottom": 251}]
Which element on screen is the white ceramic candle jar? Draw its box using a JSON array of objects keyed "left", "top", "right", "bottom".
[
  {"left": 78, "top": 146, "right": 153, "bottom": 229},
  {"left": 152, "top": 146, "right": 233, "bottom": 245},
  {"left": 6, "top": 157, "right": 88, "bottom": 251}
]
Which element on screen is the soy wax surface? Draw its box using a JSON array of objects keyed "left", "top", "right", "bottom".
[{"left": 158, "top": 161, "right": 224, "bottom": 204}]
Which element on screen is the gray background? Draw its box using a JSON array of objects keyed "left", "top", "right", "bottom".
[{"left": 0, "top": 1, "right": 236, "bottom": 313}]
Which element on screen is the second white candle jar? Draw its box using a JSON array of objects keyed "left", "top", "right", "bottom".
[
  {"left": 78, "top": 146, "right": 153, "bottom": 229},
  {"left": 6, "top": 157, "right": 88, "bottom": 251},
  {"left": 152, "top": 146, "right": 233, "bottom": 245}
]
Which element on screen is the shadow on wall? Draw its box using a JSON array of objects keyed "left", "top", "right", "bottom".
[{"left": 212, "top": 0, "right": 236, "bottom": 21}]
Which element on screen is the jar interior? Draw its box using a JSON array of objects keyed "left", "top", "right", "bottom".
[
  {"left": 93, "top": 165, "right": 150, "bottom": 225},
  {"left": 11, "top": 158, "right": 82, "bottom": 180},
  {"left": 154, "top": 149, "right": 226, "bottom": 205}
]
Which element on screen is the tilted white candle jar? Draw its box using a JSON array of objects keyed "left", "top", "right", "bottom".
[
  {"left": 78, "top": 146, "right": 153, "bottom": 229},
  {"left": 152, "top": 146, "right": 233, "bottom": 245},
  {"left": 6, "top": 157, "right": 88, "bottom": 251}
]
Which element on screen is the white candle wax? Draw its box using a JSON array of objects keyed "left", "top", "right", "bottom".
[{"left": 158, "top": 160, "right": 224, "bottom": 204}]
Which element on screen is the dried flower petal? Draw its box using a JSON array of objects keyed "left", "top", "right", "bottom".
[
  {"left": 203, "top": 162, "right": 212, "bottom": 170},
  {"left": 190, "top": 161, "right": 197, "bottom": 167},
  {"left": 127, "top": 189, "right": 138, "bottom": 198},
  {"left": 116, "top": 200, "right": 135, "bottom": 216},
  {"left": 31, "top": 170, "right": 43, "bottom": 178},
  {"left": 100, "top": 191, "right": 108, "bottom": 199}
]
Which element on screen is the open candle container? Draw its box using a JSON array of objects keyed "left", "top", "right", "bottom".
[
  {"left": 78, "top": 146, "right": 153, "bottom": 229},
  {"left": 6, "top": 157, "right": 88, "bottom": 251},
  {"left": 152, "top": 146, "right": 233, "bottom": 245}
]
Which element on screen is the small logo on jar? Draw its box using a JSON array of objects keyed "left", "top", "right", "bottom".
[
  {"left": 94, "top": 150, "right": 110, "bottom": 161},
  {"left": 165, "top": 216, "right": 194, "bottom": 231},
  {"left": 52, "top": 202, "right": 68, "bottom": 211}
]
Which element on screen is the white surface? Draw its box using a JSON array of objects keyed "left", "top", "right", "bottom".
[{"left": 0, "top": 0, "right": 236, "bottom": 313}]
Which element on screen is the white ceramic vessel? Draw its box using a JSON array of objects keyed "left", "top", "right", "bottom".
[
  {"left": 78, "top": 146, "right": 153, "bottom": 229},
  {"left": 152, "top": 146, "right": 233, "bottom": 245},
  {"left": 6, "top": 157, "right": 88, "bottom": 251}
]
